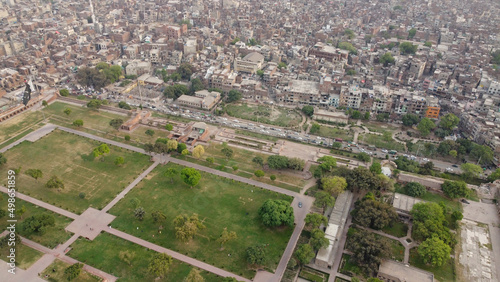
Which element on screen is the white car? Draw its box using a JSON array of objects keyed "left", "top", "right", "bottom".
[{"left": 423, "top": 158, "right": 429, "bottom": 162}]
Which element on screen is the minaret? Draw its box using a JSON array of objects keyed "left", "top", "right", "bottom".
[{"left": 89, "top": 0, "right": 101, "bottom": 34}]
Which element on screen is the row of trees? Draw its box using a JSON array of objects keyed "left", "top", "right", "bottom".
[{"left": 77, "top": 63, "right": 123, "bottom": 90}]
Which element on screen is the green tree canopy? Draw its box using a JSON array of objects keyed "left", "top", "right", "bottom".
[
  {"left": 460, "top": 163, "right": 482, "bottom": 180},
  {"left": 321, "top": 176, "right": 347, "bottom": 196},
  {"left": 173, "top": 213, "right": 206, "bottom": 242},
  {"left": 399, "top": 42, "right": 418, "bottom": 55},
  {"left": 442, "top": 180, "right": 470, "bottom": 199},
  {"left": 22, "top": 214, "right": 55, "bottom": 234},
  {"left": 59, "top": 89, "right": 70, "bottom": 96},
  {"left": 180, "top": 168, "right": 201, "bottom": 188},
  {"left": 258, "top": 199, "right": 294, "bottom": 227},
  {"left": 408, "top": 28, "right": 417, "bottom": 39},
  {"left": 352, "top": 199, "right": 398, "bottom": 230},
  {"left": 404, "top": 182, "right": 426, "bottom": 197},
  {"left": 379, "top": 52, "right": 395, "bottom": 66},
  {"left": 402, "top": 113, "right": 420, "bottom": 126},
  {"left": 315, "top": 191, "right": 335, "bottom": 210},
  {"left": 338, "top": 42, "right": 357, "bottom": 54},
  {"left": 294, "top": 243, "right": 315, "bottom": 265},
  {"left": 109, "top": 119, "right": 124, "bottom": 130},
  {"left": 348, "top": 230, "right": 390, "bottom": 275},
  {"left": 310, "top": 229, "right": 329, "bottom": 251},
  {"left": 439, "top": 113, "right": 459, "bottom": 130},
  {"left": 301, "top": 105, "right": 314, "bottom": 117},
  {"left": 227, "top": 90, "right": 242, "bottom": 103},
  {"left": 417, "top": 118, "right": 436, "bottom": 136},
  {"left": 370, "top": 162, "right": 382, "bottom": 174},
  {"left": 417, "top": 236, "right": 451, "bottom": 267},
  {"left": 246, "top": 245, "right": 267, "bottom": 265},
  {"left": 267, "top": 155, "right": 289, "bottom": 169},
  {"left": 45, "top": 175, "right": 64, "bottom": 189},
  {"left": 305, "top": 213, "right": 328, "bottom": 229},
  {"left": 164, "top": 84, "right": 190, "bottom": 99},
  {"left": 148, "top": 253, "right": 173, "bottom": 278},
  {"left": 317, "top": 156, "right": 337, "bottom": 172}
]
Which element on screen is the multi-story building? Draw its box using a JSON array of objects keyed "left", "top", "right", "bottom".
[
  {"left": 308, "top": 42, "right": 349, "bottom": 63},
  {"left": 176, "top": 90, "right": 221, "bottom": 111},
  {"left": 234, "top": 52, "right": 264, "bottom": 74}
]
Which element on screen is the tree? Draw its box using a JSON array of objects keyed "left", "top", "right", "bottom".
[
  {"left": 418, "top": 236, "right": 451, "bottom": 267},
  {"left": 164, "top": 168, "right": 178, "bottom": 183},
  {"left": 227, "top": 90, "right": 242, "bottom": 103},
  {"left": 315, "top": 191, "right": 335, "bottom": 210},
  {"left": 370, "top": 163, "right": 382, "bottom": 174},
  {"left": 0, "top": 153, "right": 6, "bottom": 166},
  {"left": 352, "top": 199, "right": 398, "bottom": 230},
  {"left": 164, "top": 84, "right": 190, "bottom": 99},
  {"left": 439, "top": 113, "right": 459, "bottom": 131},
  {"left": 165, "top": 124, "right": 174, "bottom": 131},
  {"left": 25, "top": 169, "right": 43, "bottom": 181},
  {"left": 318, "top": 156, "right": 337, "bottom": 172},
  {"left": 217, "top": 227, "right": 237, "bottom": 248},
  {"left": 64, "top": 108, "right": 72, "bottom": 116},
  {"left": 15, "top": 205, "right": 26, "bottom": 219},
  {"left": 345, "top": 167, "right": 383, "bottom": 192},
  {"left": 379, "top": 52, "right": 395, "bottom": 66},
  {"left": 119, "top": 250, "right": 135, "bottom": 266},
  {"left": 258, "top": 199, "right": 294, "bottom": 227},
  {"left": 192, "top": 145, "right": 205, "bottom": 159},
  {"left": 420, "top": 161, "right": 434, "bottom": 175},
  {"left": 246, "top": 245, "right": 267, "bottom": 265},
  {"left": 190, "top": 78, "right": 204, "bottom": 93},
  {"left": 254, "top": 170, "right": 265, "bottom": 177},
  {"left": 256, "top": 69, "right": 264, "bottom": 77},
  {"left": 114, "top": 156, "right": 125, "bottom": 166},
  {"left": 449, "top": 150, "right": 457, "bottom": 158},
  {"left": 166, "top": 140, "right": 178, "bottom": 152},
  {"left": 404, "top": 182, "right": 426, "bottom": 197},
  {"left": 134, "top": 207, "right": 145, "bottom": 220},
  {"left": 357, "top": 152, "right": 371, "bottom": 162},
  {"left": 338, "top": 42, "right": 357, "bottom": 54},
  {"left": 73, "top": 119, "right": 83, "bottom": 127},
  {"left": 344, "top": 29, "right": 355, "bottom": 39},
  {"left": 180, "top": 168, "right": 201, "bottom": 188},
  {"left": 173, "top": 213, "right": 206, "bottom": 242},
  {"left": 399, "top": 42, "right": 417, "bottom": 55},
  {"left": 301, "top": 105, "right": 314, "bottom": 117},
  {"left": 411, "top": 202, "right": 454, "bottom": 246},
  {"left": 309, "top": 123, "right": 321, "bottom": 134},
  {"left": 64, "top": 263, "right": 83, "bottom": 281},
  {"left": 151, "top": 210, "right": 167, "bottom": 224},
  {"left": 206, "top": 157, "right": 214, "bottom": 164},
  {"left": 408, "top": 28, "right": 417, "bottom": 39},
  {"left": 295, "top": 244, "right": 315, "bottom": 265},
  {"left": 278, "top": 62, "right": 287, "bottom": 69},
  {"left": 145, "top": 129, "right": 155, "bottom": 137},
  {"left": 491, "top": 50, "right": 500, "bottom": 65},
  {"left": 182, "top": 149, "right": 189, "bottom": 156},
  {"left": 364, "top": 112, "right": 370, "bottom": 120},
  {"left": 252, "top": 156, "right": 264, "bottom": 167},
  {"left": 376, "top": 113, "right": 390, "bottom": 121},
  {"left": 59, "top": 89, "right": 70, "bottom": 96},
  {"left": 424, "top": 41, "right": 432, "bottom": 47},
  {"left": 442, "top": 180, "right": 470, "bottom": 199},
  {"left": 109, "top": 119, "right": 124, "bottom": 129},
  {"left": 45, "top": 175, "right": 64, "bottom": 189},
  {"left": 267, "top": 155, "right": 289, "bottom": 169},
  {"left": 185, "top": 268, "right": 204, "bottom": 282},
  {"left": 22, "top": 214, "right": 55, "bottom": 234},
  {"left": 178, "top": 63, "right": 194, "bottom": 80},
  {"left": 488, "top": 168, "right": 500, "bottom": 182},
  {"left": 177, "top": 143, "right": 187, "bottom": 154},
  {"left": 471, "top": 145, "right": 494, "bottom": 165},
  {"left": 86, "top": 99, "right": 102, "bottom": 110},
  {"left": 148, "top": 253, "right": 173, "bottom": 278},
  {"left": 348, "top": 230, "right": 390, "bottom": 275},
  {"left": 417, "top": 118, "right": 435, "bottom": 136},
  {"left": 118, "top": 101, "right": 132, "bottom": 110},
  {"left": 460, "top": 163, "right": 482, "bottom": 180},
  {"left": 305, "top": 213, "right": 328, "bottom": 229},
  {"left": 221, "top": 147, "right": 234, "bottom": 159},
  {"left": 288, "top": 157, "right": 305, "bottom": 170},
  {"left": 310, "top": 229, "right": 329, "bottom": 251},
  {"left": 270, "top": 175, "right": 276, "bottom": 181},
  {"left": 92, "top": 144, "right": 110, "bottom": 159},
  {"left": 402, "top": 114, "right": 420, "bottom": 126},
  {"left": 124, "top": 135, "right": 131, "bottom": 141},
  {"left": 321, "top": 176, "right": 347, "bottom": 196}
]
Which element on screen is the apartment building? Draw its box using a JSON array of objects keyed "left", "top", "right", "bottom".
[{"left": 234, "top": 52, "right": 264, "bottom": 74}]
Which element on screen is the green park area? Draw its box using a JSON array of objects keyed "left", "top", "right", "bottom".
[
  {"left": 0, "top": 237, "right": 44, "bottom": 270},
  {"left": 68, "top": 233, "right": 223, "bottom": 282},
  {"left": 358, "top": 133, "right": 405, "bottom": 151},
  {"left": 225, "top": 103, "right": 303, "bottom": 127},
  {"left": 41, "top": 259, "right": 102, "bottom": 282},
  {"left": 309, "top": 124, "right": 353, "bottom": 141},
  {"left": 409, "top": 248, "right": 455, "bottom": 282},
  {"left": 0, "top": 197, "right": 73, "bottom": 248},
  {"left": 0, "top": 111, "right": 45, "bottom": 146},
  {"left": 0, "top": 130, "right": 151, "bottom": 214},
  {"left": 108, "top": 163, "right": 294, "bottom": 279}
]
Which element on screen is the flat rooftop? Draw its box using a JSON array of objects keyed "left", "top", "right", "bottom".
[
  {"left": 378, "top": 260, "right": 434, "bottom": 282},
  {"left": 392, "top": 193, "right": 424, "bottom": 213}
]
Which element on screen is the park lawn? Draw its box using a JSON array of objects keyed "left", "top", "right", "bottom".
[
  {"left": 67, "top": 233, "right": 222, "bottom": 282},
  {"left": 358, "top": 133, "right": 405, "bottom": 151},
  {"left": 225, "top": 103, "right": 302, "bottom": 127},
  {"left": 419, "top": 192, "right": 462, "bottom": 212},
  {"left": 40, "top": 259, "right": 102, "bottom": 282},
  {"left": 409, "top": 248, "right": 455, "bottom": 282},
  {"left": 0, "top": 111, "right": 45, "bottom": 144},
  {"left": 311, "top": 125, "right": 353, "bottom": 141},
  {"left": 42, "top": 101, "right": 127, "bottom": 133},
  {"left": 0, "top": 130, "right": 151, "bottom": 214},
  {"left": 382, "top": 221, "right": 409, "bottom": 238},
  {"left": 0, "top": 197, "right": 73, "bottom": 248},
  {"left": 362, "top": 122, "right": 398, "bottom": 134},
  {"left": 108, "top": 163, "right": 294, "bottom": 279},
  {"left": 0, "top": 237, "right": 44, "bottom": 270}
]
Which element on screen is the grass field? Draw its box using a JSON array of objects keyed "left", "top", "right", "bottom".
[
  {"left": 108, "top": 163, "right": 294, "bottom": 279},
  {"left": 358, "top": 133, "right": 405, "bottom": 151},
  {"left": 68, "top": 233, "right": 223, "bottom": 282},
  {"left": 0, "top": 197, "right": 73, "bottom": 248},
  {"left": 41, "top": 259, "right": 102, "bottom": 282},
  {"left": 382, "top": 221, "right": 409, "bottom": 238},
  {"left": 419, "top": 192, "right": 461, "bottom": 212},
  {"left": 409, "top": 248, "right": 455, "bottom": 282},
  {"left": 0, "top": 111, "right": 45, "bottom": 144},
  {"left": 362, "top": 122, "right": 399, "bottom": 134},
  {"left": 0, "top": 237, "right": 44, "bottom": 269},
  {"left": 310, "top": 125, "right": 353, "bottom": 141},
  {"left": 225, "top": 104, "right": 302, "bottom": 127},
  {"left": 0, "top": 130, "right": 151, "bottom": 214}
]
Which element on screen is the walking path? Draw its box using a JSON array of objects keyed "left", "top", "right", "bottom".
[{"left": 1, "top": 123, "right": 315, "bottom": 282}]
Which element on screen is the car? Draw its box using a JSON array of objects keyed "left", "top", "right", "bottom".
[
  {"left": 381, "top": 149, "right": 388, "bottom": 153},
  {"left": 461, "top": 199, "right": 470, "bottom": 204},
  {"left": 452, "top": 164, "right": 458, "bottom": 168},
  {"left": 423, "top": 158, "right": 429, "bottom": 162},
  {"left": 298, "top": 202, "right": 302, "bottom": 208}
]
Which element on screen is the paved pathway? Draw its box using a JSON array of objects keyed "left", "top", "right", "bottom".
[{"left": 0, "top": 123, "right": 57, "bottom": 153}]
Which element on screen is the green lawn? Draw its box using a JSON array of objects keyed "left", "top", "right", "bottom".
[
  {"left": 311, "top": 125, "right": 353, "bottom": 141},
  {"left": 41, "top": 259, "right": 102, "bottom": 282},
  {"left": 409, "top": 248, "right": 455, "bottom": 282},
  {"left": 225, "top": 104, "right": 302, "bottom": 127},
  {"left": 419, "top": 192, "right": 462, "bottom": 212},
  {"left": 108, "top": 163, "right": 294, "bottom": 279},
  {"left": 362, "top": 122, "right": 398, "bottom": 134},
  {"left": 0, "top": 111, "right": 45, "bottom": 144},
  {"left": 67, "top": 233, "right": 221, "bottom": 282},
  {"left": 0, "top": 130, "right": 151, "bottom": 214},
  {"left": 382, "top": 221, "right": 409, "bottom": 238},
  {"left": 0, "top": 197, "right": 73, "bottom": 248},
  {"left": 358, "top": 133, "right": 405, "bottom": 151},
  {"left": 42, "top": 102, "right": 126, "bottom": 133},
  {"left": 0, "top": 237, "right": 44, "bottom": 269}
]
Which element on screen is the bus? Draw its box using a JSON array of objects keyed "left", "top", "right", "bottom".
[{"left": 389, "top": 150, "right": 397, "bottom": 155}]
